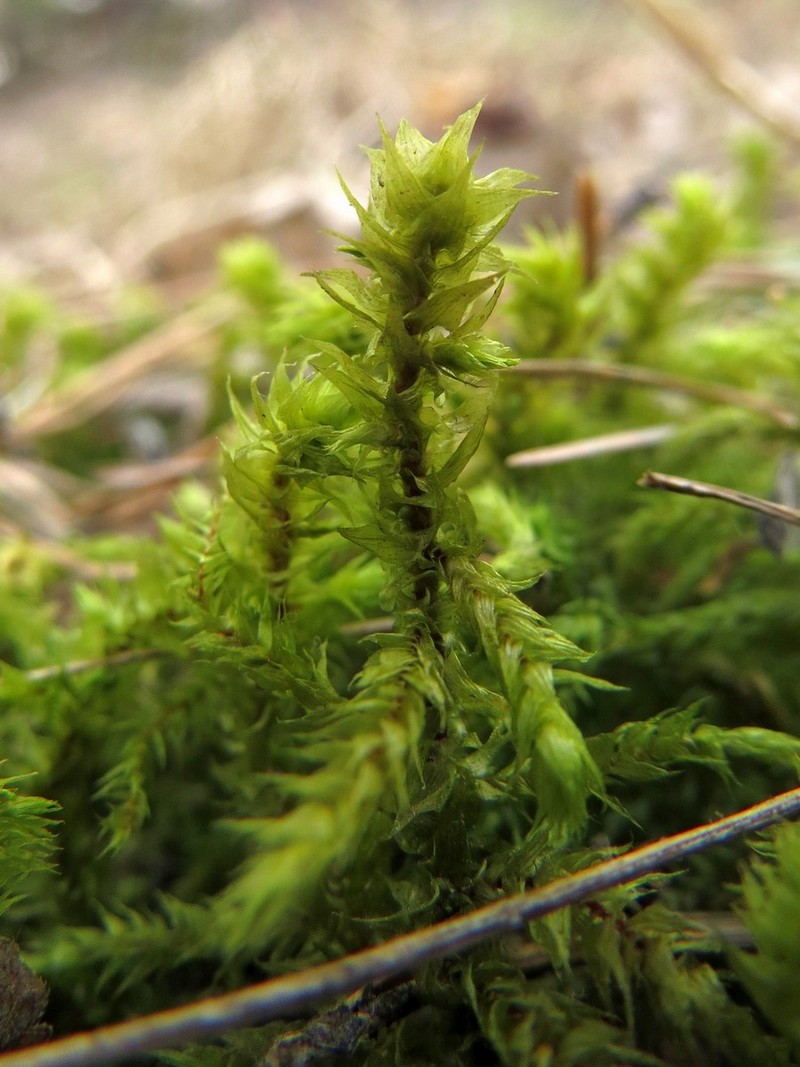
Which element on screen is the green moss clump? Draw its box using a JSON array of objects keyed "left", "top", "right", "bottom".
[{"left": 1, "top": 112, "right": 800, "bottom": 1065}]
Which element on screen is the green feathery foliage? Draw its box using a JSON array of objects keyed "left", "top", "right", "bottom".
[
  {"left": 0, "top": 778, "right": 58, "bottom": 917},
  {"left": 735, "top": 822, "right": 800, "bottom": 1050},
  {"left": 1, "top": 112, "right": 800, "bottom": 1065}
]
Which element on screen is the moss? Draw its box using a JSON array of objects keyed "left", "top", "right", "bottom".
[{"left": 1, "top": 106, "right": 800, "bottom": 1064}]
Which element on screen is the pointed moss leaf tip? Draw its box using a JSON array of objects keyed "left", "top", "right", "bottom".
[{"left": 329, "top": 102, "right": 540, "bottom": 327}]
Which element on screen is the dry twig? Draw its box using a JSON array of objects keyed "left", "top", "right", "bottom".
[
  {"left": 638, "top": 470, "right": 800, "bottom": 527},
  {"left": 262, "top": 982, "right": 418, "bottom": 1067},
  {"left": 4, "top": 649, "right": 168, "bottom": 686},
  {"left": 574, "top": 172, "right": 602, "bottom": 286},
  {"left": 624, "top": 0, "right": 800, "bottom": 149},
  {"left": 508, "top": 359, "right": 799, "bottom": 430},
  {"left": 7, "top": 305, "right": 233, "bottom": 445},
  {"left": 506, "top": 425, "right": 675, "bottom": 468},
  {"left": 4, "top": 786, "right": 800, "bottom": 1067}
]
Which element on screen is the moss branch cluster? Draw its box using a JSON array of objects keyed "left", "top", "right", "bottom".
[{"left": 2, "top": 109, "right": 800, "bottom": 1066}]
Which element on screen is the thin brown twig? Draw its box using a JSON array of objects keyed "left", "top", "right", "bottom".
[
  {"left": 339, "top": 616, "right": 394, "bottom": 636},
  {"left": 638, "top": 470, "right": 800, "bottom": 527},
  {"left": 23, "top": 543, "right": 137, "bottom": 582},
  {"left": 623, "top": 0, "right": 800, "bottom": 149},
  {"left": 700, "top": 260, "right": 800, "bottom": 293},
  {"left": 505, "top": 909, "right": 754, "bottom": 971},
  {"left": 508, "top": 359, "right": 800, "bottom": 430},
  {"left": 2, "top": 649, "right": 168, "bottom": 686},
  {"left": 0, "top": 458, "right": 78, "bottom": 539},
  {"left": 506, "top": 425, "right": 675, "bottom": 468},
  {"left": 92, "top": 436, "right": 220, "bottom": 492},
  {"left": 269, "top": 908, "right": 751, "bottom": 1063},
  {"left": 4, "top": 786, "right": 800, "bottom": 1067},
  {"left": 574, "top": 172, "right": 602, "bottom": 287},
  {"left": 69, "top": 436, "right": 221, "bottom": 529},
  {"left": 8, "top": 303, "right": 233, "bottom": 445}
]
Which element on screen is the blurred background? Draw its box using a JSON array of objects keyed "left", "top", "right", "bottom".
[
  {"left": 2, "top": 0, "right": 800, "bottom": 539},
  {"left": 2, "top": 0, "right": 800, "bottom": 302}
]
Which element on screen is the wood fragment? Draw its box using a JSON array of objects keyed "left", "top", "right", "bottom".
[
  {"left": 625, "top": 0, "right": 800, "bottom": 148},
  {"left": 508, "top": 359, "right": 799, "bottom": 430},
  {"left": 574, "top": 172, "right": 602, "bottom": 286},
  {"left": 8, "top": 305, "right": 233, "bottom": 444},
  {"left": 506, "top": 425, "right": 675, "bottom": 468},
  {"left": 4, "top": 785, "right": 800, "bottom": 1067},
  {"left": 638, "top": 470, "right": 800, "bottom": 527},
  {"left": 5, "top": 649, "right": 168, "bottom": 686},
  {"left": 262, "top": 983, "right": 418, "bottom": 1067}
]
